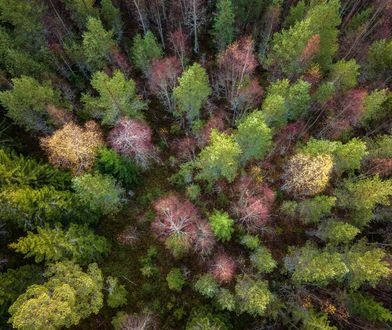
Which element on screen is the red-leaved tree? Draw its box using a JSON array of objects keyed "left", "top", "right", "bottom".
[
  {"left": 210, "top": 252, "right": 236, "bottom": 283},
  {"left": 299, "top": 34, "right": 321, "bottom": 67},
  {"left": 148, "top": 56, "right": 181, "bottom": 113},
  {"left": 172, "top": 136, "right": 198, "bottom": 162},
  {"left": 231, "top": 175, "right": 275, "bottom": 233},
  {"left": 151, "top": 194, "right": 214, "bottom": 256},
  {"left": 169, "top": 28, "right": 189, "bottom": 69},
  {"left": 108, "top": 118, "right": 157, "bottom": 169},
  {"left": 216, "top": 37, "right": 259, "bottom": 122}
]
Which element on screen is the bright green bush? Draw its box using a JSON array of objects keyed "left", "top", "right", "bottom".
[
  {"left": 194, "top": 274, "right": 219, "bottom": 298},
  {"left": 250, "top": 246, "right": 277, "bottom": 274}
]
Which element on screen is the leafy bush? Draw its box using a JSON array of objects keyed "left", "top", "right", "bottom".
[{"left": 194, "top": 274, "right": 219, "bottom": 298}]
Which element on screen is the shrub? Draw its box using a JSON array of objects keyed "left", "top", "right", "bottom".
[
  {"left": 216, "top": 288, "right": 236, "bottom": 311},
  {"left": 209, "top": 210, "right": 234, "bottom": 242},
  {"left": 348, "top": 292, "right": 392, "bottom": 323},
  {"left": 240, "top": 234, "right": 260, "bottom": 250},
  {"left": 166, "top": 268, "right": 186, "bottom": 292}
]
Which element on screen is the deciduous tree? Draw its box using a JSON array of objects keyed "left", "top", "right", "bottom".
[
  {"left": 107, "top": 118, "right": 156, "bottom": 169},
  {"left": 40, "top": 121, "right": 104, "bottom": 175}
]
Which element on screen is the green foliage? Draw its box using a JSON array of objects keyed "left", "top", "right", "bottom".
[
  {"left": 185, "top": 184, "right": 201, "bottom": 201},
  {"left": 131, "top": 31, "right": 163, "bottom": 73},
  {"left": 0, "top": 27, "right": 46, "bottom": 78},
  {"left": 194, "top": 274, "right": 219, "bottom": 298},
  {"left": 165, "top": 234, "right": 191, "bottom": 259},
  {"left": 367, "top": 39, "right": 392, "bottom": 80},
  {"left": 139, "top": 246, "right": 160, "bottom": 278},
  {"left": 284, "top": 0, "right": 306, "bottom": 27},
  {"left": 72, "top": 172, "right": 125, "bottom": 216},
  {"left": 344, "top": 240, "right": 391, "bottom": 289},
  {"left": 262, "top": 79, "right": 311, "bottom": 129},
  {"left": 240, "top": 234, "right": 260, "bottom": 250},
  {"left": 314, "top": 81, "right": 336, "bottom": 104},
  {"left": 0, "top": 76, "right": 65, "bottom": 133},
  {"left": 212, "top": 0, "right": 235, "bottom": 50},
  {"left": 300, "top": 138, "right": 368, "bottom": 174},
  {"left": 186, "top": 309, "right": 229, "bottom": 330},
  {"left": 280, "top": 200, "right": 298, "bottom": 217},
  {"left": 235, "top": 275, "right": 274, "bottom": 316},
  {"left": 250, "top": 246, "right": 277, "bottom": 273},
  {"left": 317, "top": 220, "right": 360, "bottom": 245},
  {"left": 297, "top": 195, "right": 336, "bottom": 224},
  {"left": 329, "top": 59, "right": 360, "bottom": 93},
  {"left": 361, "top": 89, "right": 389, "bottom": 125},
  {"left": 106, "top": 276, "right": 128, "bottom": 308},
  {"left": 302, "top": 309, "right": 337, "bottom": 330},
  {"left": 0, "top": 265, "right": 43, "bottom": 317},
  {"left": 82, "top": 70, "right": 147, "bottom": 125},
  {"left": 173, "top": 63, "right": 211, "bottom": 125},
  {"left": 234, "top": 111, "right": 272, "bottom": 163},
  {"left": 196, "top": 130, "right": 241, "bottom": 184},
  {"left": 216, "top": 288, "right": 236, "bottom": 311},
  {"left": 96, "top": 148, "right": 141, "bottom": 189},
  {"left": 9, "top": 224, "right": 110, "bottom": 264},
  {"left": 0, "top": 0, "right": 46, "bottom": 47},
  {"left": 267, "top": 0, "right": 340, "bottom": 73},
  {"left": 348, "top": 292, "right": 392, "bottom": 323},
  {"left": 0, "top": 185, "right": 83, "bottom": 230},
  {"left": 288, "top": 243, "right": 348, "bottom": 286},
  {"left": 65, "top": 0, "right": 98, "bottom": 28},
  {"left": 8, "top": 261, "right": 104, "bottom": 330},
  {"left": 209, "top": 210, "right": 234, "bottom": 242},
  {"left": 366, "top": 133, "right": 392, "bottom": 158},
  {"left": 100, "top": 0, "right": 123, "bottom": 40},
  {"left": 0, "top": 147, "right": 71, "bottom": 190},
  {"left": 335, "top": 176, "right": 392, "bottom": 227},
  {"left": 82, "top": 17, "right": 114, "bottom": 71},
  {"left": 166, "top": 268, "right": 186, "bottom": 292}
]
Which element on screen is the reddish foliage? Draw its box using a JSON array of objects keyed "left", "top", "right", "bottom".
[
  {"left": 191, "top": 220, "right": 215, "bottom": 256},
  {"left": 151, "top": 194, "right": 199, "bottom": 242},
  {"left": 299, "top": 34, "right": 321, "bottom": 65},
  {"left": 110, "top": 48, "right": 131, "bottom": 74},
  {"left": 108, "top": 118, "right": 156, "bottom": 169},
  {"left": 148, "top": 56, "right": 181, "bottom": 112},
  {"left": 367, "top": 158, "right": 392, "bottom": 178},
  {"left": 169, "top": 28, "right": 189, "bottom": 67},
  {"left": 46, "top": 105, "right": 74, "bottom": 128},
  {"left": 172, "top": 136, "right": 198, "bottom": 162},
  {"left": 270, "top": 121, "right": 307, "bottom": 158},
  {"left": 233, "top": 79, "right": 264, "bottom": 117},
  {"left": 231, "top": 175, "right": 275, "bottom": 233},
  {"left": 151, "top": 195, "right": 214, "bottom": 255},
  {"left": 210, "top": 253, "right": 236, "bottom": 283},
  {"left": 197, "top": 112, "right": 226, "bottom": 147},
  {"left": 324, "top": 89, "right": 367, "bottom": 139}
]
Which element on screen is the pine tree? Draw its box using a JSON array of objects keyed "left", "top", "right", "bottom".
[
  {"left": 106, "top": 276, "right": 127, "bottom": 308},
  {"left": 100, "top": 0, "right": 123, "bottom": 40},
  {"left": 9, "top": 224, "right": 110, "bottom": 265},
  {"left": 131, "top": 31, "right": 163, "bottom": 74},
  {"left": 64, "top": 0, "right": 98, "bottom": 29},
  {"left": 212, "top": 0, "right": 235, "bottom": 51},
  {"left": 0, "top": 76, "right": 66, "bottom": 133},
  {"left": 208, "top": 210, "right": 234, "bottom": 242},
  {"left": 82, "top": 70, "right": 147, "bottom": 125},
  {"left": 82, "top": 17, "right": 115, "bottom": 71},
  {"left": 72, "top": 172, "right": 125, "bottom": 217},
  {"left": 173, "top": 63, "right": 211, "bottom": 125}
]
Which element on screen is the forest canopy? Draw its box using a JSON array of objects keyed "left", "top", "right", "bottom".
[{"left": 0, "top": 0, "right": 391, "bottom": 329}]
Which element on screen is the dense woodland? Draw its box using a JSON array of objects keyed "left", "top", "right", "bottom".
[{"left": 0, "top": 0, "right": 391, "bottom": 329}]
